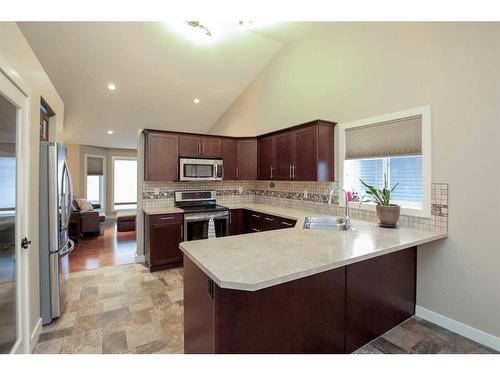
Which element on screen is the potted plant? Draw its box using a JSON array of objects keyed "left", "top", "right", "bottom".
[{"left": 359, "top": 177, "right": 400, "bottom": 228}]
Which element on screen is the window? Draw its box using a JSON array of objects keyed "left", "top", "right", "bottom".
[
  {"left": 345, "top": 155, "right": 423, "bottom": 209},
  {"left": 339, "top": 106, "right": 431, "bottom": 217},
  {"left": 85, "top": 155, "right": 105, "bottom": 209},
  {"left": 113, "top": 158, "right": 137, "bottom": 211},
  {"left": 0, "top": 156, "right": 16, "bottom": 214}
]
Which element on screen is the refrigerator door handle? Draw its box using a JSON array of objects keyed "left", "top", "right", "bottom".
[
  {"left": 60, "top": 160, "right": 73, "bottom": 229},
  {"left": 59, "top": 239, "right": 75, "bottom": 257}
]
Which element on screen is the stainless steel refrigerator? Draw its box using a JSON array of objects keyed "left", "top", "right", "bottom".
[{"left": 39, "top": 142, "right": 75, "bottom": 325}]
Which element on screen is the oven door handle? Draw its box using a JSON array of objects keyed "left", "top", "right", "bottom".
[{"left": 184, "top": 213, "right": 229, "bottom": 222}]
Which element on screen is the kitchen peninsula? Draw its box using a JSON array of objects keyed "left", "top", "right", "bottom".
[{"left": 180, "top": 203, "right": 447, "bottom": 354}]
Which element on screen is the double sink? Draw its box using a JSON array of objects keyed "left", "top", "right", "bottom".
[{"left": 303, "top": 216, "right": 351, "bottom": 231}]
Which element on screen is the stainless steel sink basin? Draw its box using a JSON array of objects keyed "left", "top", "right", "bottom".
[{"left": 303, "top": 216, "right": 351, "bottom": 230}]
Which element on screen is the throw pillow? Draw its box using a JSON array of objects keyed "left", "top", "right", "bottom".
[{"left": 75, "top": 198, "right": 94, "bottom": 212}]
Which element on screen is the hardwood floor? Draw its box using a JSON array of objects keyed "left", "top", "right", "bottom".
[{"left": 68, "top": 221, "right": 136, "bottom": 273}]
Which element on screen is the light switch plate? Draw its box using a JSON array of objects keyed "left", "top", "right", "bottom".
[
  {"left": 238, "top": 186, "right": 243, "bottom": 194},
  {"left": 154, "top": 188, "right": 160, "bottom": 196},
  {"left": 303, "top": 190, "right": 308, "bottom": 198}
]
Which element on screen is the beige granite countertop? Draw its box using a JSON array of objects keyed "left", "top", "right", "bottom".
[
  {"left": 177, "top": 203, "right": 447, "bottom": 291},
  {"left": 143, "top": 207, "right": 184, "bottom": 215}
]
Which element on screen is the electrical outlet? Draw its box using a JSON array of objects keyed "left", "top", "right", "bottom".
[
  {"left": 154, "top": 188, "right": 160, "bottom": 196},
  {"left": 238, "top": 186, "right": 243, "bottom": 194},
  {"left": 303, "top": 190, "right": 308, "bottom": 199}
]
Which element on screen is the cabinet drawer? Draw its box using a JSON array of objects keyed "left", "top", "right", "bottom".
[
  {"left": 279, "top": 219, "right": 296, "bottom": 229},
  {"left": 149, "top": 213, "right": 183, "bottom": 225}
]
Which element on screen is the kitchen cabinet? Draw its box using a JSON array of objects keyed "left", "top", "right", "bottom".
[
  {"left": 229, "top": 209, "right": 244, "bottom": 236},
  {"left": 258, "top": 136, "right": 275, "bottom": 180},
  {"left": 256, "top": 120, "right": 335, "bottom": 181},
  {"left": 145, "top": 213, "right": 184, "bottom": 271},
  {"left": 221, "top": 138, "right": 237, "bottom": 180},
  {"left": 244, "top": 210, "right": 296, "bottom": 233},
  {"left": 144, "top": 131, "right": 178, "bottom": 181},
  {"left": 275, "top": 131, "right": 295, "bottom": 180},
  {"left": 184, "top": 246, "right": 416, "bottom": 354},
  {"left": 236, "top": 138, "right": 257, "bottom": 180},
  {"left": 143, "top": 119, "right": 335, "bottom": 182},
  {"left": 179, "top": 134, "right": 222, "bottom": 158}
]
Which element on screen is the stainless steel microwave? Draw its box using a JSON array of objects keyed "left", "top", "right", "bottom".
[{"left": 179, "top": 157, "right": 223, "bottom": 181}]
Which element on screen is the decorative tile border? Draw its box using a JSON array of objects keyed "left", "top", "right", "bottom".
[{"left": 142, "top": 180, "right": 448, "bottom": 232}]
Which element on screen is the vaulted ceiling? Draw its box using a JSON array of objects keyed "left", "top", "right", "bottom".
[{"left": 18, "top": 22, "right": 332, "bottom": 149}]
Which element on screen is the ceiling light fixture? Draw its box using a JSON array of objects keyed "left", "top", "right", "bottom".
[
  {"left": 107, "top": 83, "right": 117, "bottom": 91},
  {"left": 107, "top": 130, "right": 114, "bottom": 135},
  {"left": 193, "top": 98, "right": 200, "bottom": 104},
  {"left": 187, "top": 21, "right": 211, "bottom": 37}
]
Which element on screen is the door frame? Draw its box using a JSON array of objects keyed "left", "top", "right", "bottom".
[{"left": 0, "top": 66, "right": 31, "bottom": 354}]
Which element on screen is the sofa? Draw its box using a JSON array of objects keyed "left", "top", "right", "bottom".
[{"left": 69, "top": 199, "right": 106, "bottom": 240}]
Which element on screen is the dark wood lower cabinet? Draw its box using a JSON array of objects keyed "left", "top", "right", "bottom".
[
  {"left": 145, "top": 213, "right": 184, "bottom": 271},
  {"left": 228, "top": 209, "right": 244, "bottom": 236},
  {"left": 184, "top": 246, "right": 417, "bottom": 354},
  {"left": 345, "top": 246, "right": 417, "bottom": 353},
  {"left": 184, "top": 256, "right": 345, "bottom": 354}
]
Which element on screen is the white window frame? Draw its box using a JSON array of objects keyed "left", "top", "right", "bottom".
[
  {"left": 338, "top": 106, "right": 432, "bottom": 218},
  {"left": 111, "top": 156, "right": 137, "bottom": 211},
  {"left": 83, "top": 154, "right": 106, "bottom": 210}
]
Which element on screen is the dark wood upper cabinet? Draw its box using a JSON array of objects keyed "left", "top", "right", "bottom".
[
  {"left": 275, "top": 132, "right": 295, "bottom": 180},
  {"left": 144, "top": 131, "right": 178, "bottom": 181},
  {"left": 257, "top": 120, "right": 335, "bottom": 181},
  {"left": 258, "top": 136, "right": 275, "bottom": 180},
  {"left": 200, "top": 137, "right": 222, "bottom": 158},
  {"left": 179, "top": 134, "right": 202, "bottom": 157},
  {"left": 294, "top": 125, "right": 318, "bottom": 181},
  {"left": 179, "top": 135, "right": 221, "bottom": 158},
  {"left": 221, "top": 138, "right": 237, "bottom": 180},
  {"left": 236, "top": 138, "right": 257, "bottom": 180},
  {"left": 144, "top": 119, "right": 335, "bottom": 182}
]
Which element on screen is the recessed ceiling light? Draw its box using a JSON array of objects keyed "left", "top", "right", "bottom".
[
  {"left": 107, "top": 83, "right": 117, "bottom": 91},
  {"left": 107, "top": 130, "right": 114, "bottom": 135},
  {"left": 193, "top": 98, "right": 200, "bottom": 104}
]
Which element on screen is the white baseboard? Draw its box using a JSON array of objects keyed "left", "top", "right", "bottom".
[
  {"left": 135, "top": 254, "right": 145, "bottom": 263},
  {"left": 416, "top": 305, "right": 500, "bottom": 352},
  {"left": 30, "top": 317, "right": 43, "bottom": 353}
]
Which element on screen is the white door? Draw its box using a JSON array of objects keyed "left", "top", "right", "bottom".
[{"left": 0, "top": 70, "right": 31, "bottom": 354}]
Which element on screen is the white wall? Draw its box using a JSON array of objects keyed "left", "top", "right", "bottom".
[
  {"left": 0, "top": 22, "right": 65, "bottom": 342},
  {"left": 210, "top": 23, "right": 500, "bottom": 338}
]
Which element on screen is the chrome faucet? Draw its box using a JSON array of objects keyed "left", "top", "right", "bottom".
[{"left": 328, "top": 187, "right": 352, "bottom": 230}]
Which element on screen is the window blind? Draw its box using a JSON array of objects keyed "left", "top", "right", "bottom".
[
  {"left": 345, "top": 116, "right": 422, "bottom": 160},
  {"left": 87, "top": 156, "right": 104, "bottom": 176}
]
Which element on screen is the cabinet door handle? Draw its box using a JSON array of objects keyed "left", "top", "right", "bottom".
[
  {"left": 236, "top": 167, "right": 239, "bottom": 179},
  {"left": 180, "top": 224, "right": 183, "bottom": 239},
  {"left": 229, "top": 211, "right": 232, "bottom": 224},
  {"left": 208, "top": 279, "right": 214, "bottom": 299},
  {"left": 292, "top": 165, "right": 296, "bottom": 179},
  {"left": 251, "top": 214, "right": 261, "bottom": 218},
  {"left": 202, "top": 142, "right": 204, "bottom": 155},
  {"left": 160, "top": 216, "right": 175, "bottom": 220},
  {"left": 289, "top": 165, "right": 292, "bottom": 179},
  {"left": 270, "top": 166, "right": 273, "bottom": 179},
  {"left": 281, "top": 221, "right": 294, "bottom": 227},
  {"left": 251, "top": 228, "right": 261, "bottom": 232},
  {"left": 264, "top": 217, "right": 274, "bottom": 222}
]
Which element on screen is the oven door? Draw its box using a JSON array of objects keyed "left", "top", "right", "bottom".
[
  {"left": 184, "top": 212, "right": 229, "bottom": 241},
  {"left": 179, "top": 158, "right": 222, "bottom": 181}
]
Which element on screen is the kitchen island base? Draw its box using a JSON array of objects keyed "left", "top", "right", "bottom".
[{"left": 184, "top": 246, "right": 416, "bottom": 354}]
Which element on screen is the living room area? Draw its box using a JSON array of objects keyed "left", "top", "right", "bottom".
[{"left": 66, "top": 143, "right": 138, "bottom": 272}]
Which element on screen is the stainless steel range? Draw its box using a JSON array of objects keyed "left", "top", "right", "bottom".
[{"left": 175, "top": 191, "right": 229, "bottom": 241}]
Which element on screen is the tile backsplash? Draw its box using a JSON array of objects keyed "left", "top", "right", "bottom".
[{"left": 142, "top": 180, "right": 448, "bottom": 232}]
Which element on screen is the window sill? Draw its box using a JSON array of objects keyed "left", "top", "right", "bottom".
[{"left": 343, "top": 201, "right": 430, "bottom": 219}]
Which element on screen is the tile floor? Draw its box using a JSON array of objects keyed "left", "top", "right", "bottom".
[
  {"left": 34, "top": 263, "right": 183, "bottom": 354},
  {"left": 34, "top": 263, "right": 497, "bottom": 354}
]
